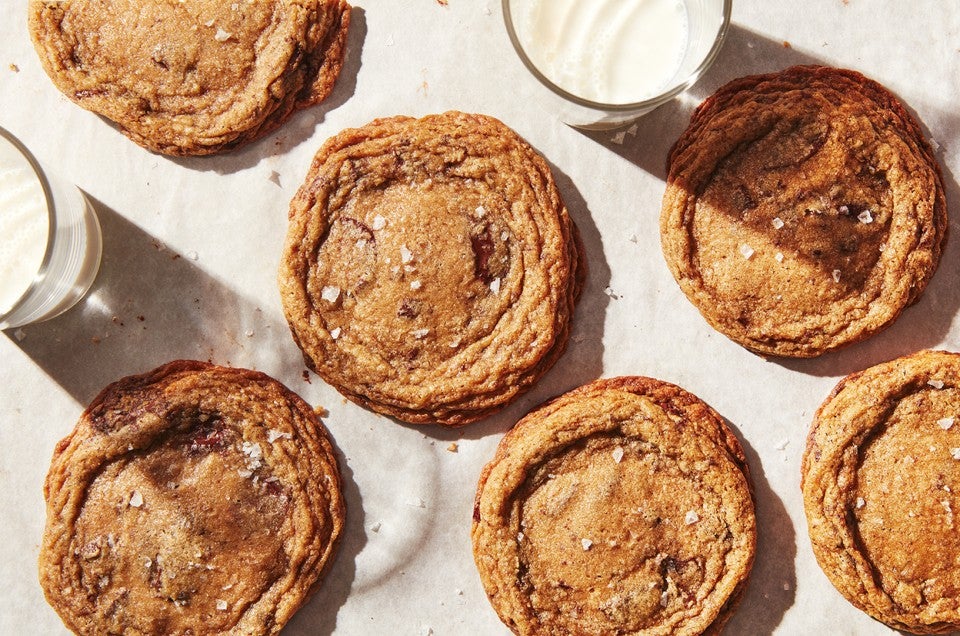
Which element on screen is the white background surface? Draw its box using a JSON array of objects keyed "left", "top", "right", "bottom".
[{"left": 2, "top": 1, "right": 959, "bottom": 634}]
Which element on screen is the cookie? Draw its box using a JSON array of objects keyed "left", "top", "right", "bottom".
[
  {"left": 29, "top": 0, "right": 351, "bottom": 155},
  {"left": 472, "top": 377, "right": 756, "bottom": 635},
  {"left": 39, "top": 360, "right": 345, "bottom": 636},
  {"left": 279, "top": 111, "right": 583, "bottom": 426},
  {"left": 660, "top": 65, "right": 946, "bottom": 358},
  {"left": 802, "top": 349, "right": 960, "bottom": 633}
]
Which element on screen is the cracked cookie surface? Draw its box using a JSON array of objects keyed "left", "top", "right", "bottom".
[
  {"left": 660, "top": 65, "right": 946, "bottom": 357},
  {"left": 279, "top": 111, "right": 583, "bottom": 426},
  {"left": 39, "top": 360, "right": 344, "bottom": 636},
  {"left": 472, "top": 377, "right": 755, "bottom": 635},
  {"left": 803, "top": 350, "right": 960, "bottom": 634},
  {"left": 29, "top": 0, "right": 351, "bottom": 155}
]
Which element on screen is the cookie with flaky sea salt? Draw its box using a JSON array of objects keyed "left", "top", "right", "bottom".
[
  {"left": 472, "top": 377, "right": 756, "bottom": 635},
  {"left": 802, "top": 349, "right": 960, "bottom": 634},
  {"left": 29, "top": 0, "right": 351, "bottom": 155},
  {"left": 279, "top": 111, "right": 583, "bottom": 426},
  {"left": 660, "top": 65, "right": 946, "bottom": 358},
  {"left": 39, "top": 360, "right": 344, "bottom": 636}
]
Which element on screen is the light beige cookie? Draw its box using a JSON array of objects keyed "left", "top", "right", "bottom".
[
  {"left": 661, "top": 65, "right": 946, "bottom": 357},
  {"left": 39, "top": 360, "right": 345, "bottom": 635},
  {"left": 279, "top": 111, "right": 583, "bottom": 426},
  {"left": 29, "top": 0, "right": 351, "bottom": 155},
  {"left": 803, "top": 349, "right": 960, "bottom": 633},
  {"left": 473, "top": 377, "right": 756, "bottom": 634}
]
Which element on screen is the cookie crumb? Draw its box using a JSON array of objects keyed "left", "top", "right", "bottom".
[
  {"left": 9, "top": 63, "right": 19, "bottom": 72},
  {"left": 447, "top": 443, "right": 458, "bottom": 453}
]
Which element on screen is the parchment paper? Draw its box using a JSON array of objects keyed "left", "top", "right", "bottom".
[{"left": 2, "top": 1, "right": 959, "bottom": 634}]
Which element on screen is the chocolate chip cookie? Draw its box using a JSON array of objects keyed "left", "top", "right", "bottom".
[
  {"left": 472, "top": 377, "right": 756, "bottom": 634},
  {"left": 660, "top": 65, "right": 946, "bottom": 357},
  {"left": 39, "top": 360, "right": 345, "bottom": 635},
  {"left": 803, "top": 349, "right": 960, "bottom": 633},
  {"left": 279, "top": 111, "right": 583, "bottom": 426},
  {"left": 29, "top": 0, "right": 351, "bottom": 155}
]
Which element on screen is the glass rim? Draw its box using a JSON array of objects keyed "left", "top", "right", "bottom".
[
  {"left": 0, "top": 126, "right": 57, "bottom": 324},
  {"left": 501, "top": 0, "right": 733, "bottom": 112}
]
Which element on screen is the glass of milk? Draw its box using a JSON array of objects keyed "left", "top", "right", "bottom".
[
  {"left": 0, "top": 128, "right": 102, "bottom": 330},
  {"left": 503, "top": 0, "right": 731, "bottom": 129}
]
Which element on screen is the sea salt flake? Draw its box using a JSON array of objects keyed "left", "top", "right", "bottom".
[
  {"left": 412, "top": 328, "right": 430, "bottom": 339},
  {"left": 214, "top": 28, "right": 232, "bottom": 41},
  {"left": 400, "top": 245, "right": 413, "bottom": 263},
  {"left": 216, "top": 599, "right": 228, "bottom": 611},
  {"left": 739, "top": 244, "right": 754, "bottom": 259},
  {"left": 856, "top": 497, "right": 866, "bottom": 509},
  {"left": 449, "top": 336, "right": 461, "bottom": 348},
  {"left": 684, "top": 510, "right": 699, "bottom": 525},
  {"left": 370, "top": 521, "right": 382, "bottom": 533},
  {"left": 610, "top": 131, "right": 627, "bottom": 145},
  {"left": 410, "top": 280, "right": 422, "bottom": 290},
  {"left": 832, "top": 269, "right": 841, "bottom": 282},
  {"left": 186, "top": 250, "right": 199, "bottom": 261},
  {"left": 330, "top": 327, "right": 342, "bottom": 340},
  {"left": 929, "top": 379, "right": 946, "bottom": 389},
  {"left": 771, "top": 217, "right": 785, "bottom": 229},
  {"left": 952, "top": 448, "right": 960, "bottom": 460},
  {"left": 858, "top": 209, "right": 874, "bottom": 224},
  {"left": 626, "top": 124, "right": 639, "bottom": 136},
  {"left": 490, "top": 278, "right": 501, "bottom": 294},
  {"left": 320, "top": 285, "right": 341, "bottom": 303},
  {"left": 612, "top": 447, "right": 624, "bottom": 463},
  {"left": 356, "top": 238, "right": 368, "bottom": 249},
  {"left": 660, "top": 591, "right": 669, "bottom": 607},
  {"left": 372, "top": 215, "right": 387, "bottom": 230},
  {"left": 774, "top": 252, "right": 784, "bottom": 263},
  {"left": 475, "top": 205, "right": 486, "bottom": 217},
  {"left": 938, "top": 417, "right": 955, "bottom": 430},
  {"left": 267, "top": 429, "right": 291, "bottom": 443},
  {"left": 408, "top": 497, "right": 426, "bottom": 508},
  {"left": 581, "top": 538, "right": 593, "bottom": 550},
  {"left": 129, "top": 491, "right": 144, "bottom": 508}
]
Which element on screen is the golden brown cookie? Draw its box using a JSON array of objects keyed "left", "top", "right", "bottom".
[
  {"left": 660, "top": 65, "right": 946, "bottom": 358},
  {"left": 39, "top": 360, "right": 345, "bottom": 636},
  {"left": 29, "top": 0, "right": 351, "bottom": 156},
  {"left": 279, "top": 111, "right": 583, "bottom": 426},
  {"left": 472, "top": 377, "right": 756, "bottom": 635},
  {"left": 802, "top": 349, "right": 960, "bottom": 634}
]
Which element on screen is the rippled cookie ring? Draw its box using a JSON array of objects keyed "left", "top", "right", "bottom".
[
  {"left": 39, "top": 360, "right": 344, "bottom": 636},
  {"left": 803, "top": 350, "right": 960, "bottom": 633},
  {"left": 472, "top": 377, "right": 756, "bottom": 635},
  {"left": 279, "top": 111, "right": 583, "bottom": 426},
  {"left": 660, "top": 65, "right": 946, "bottom": 357},
  {"left": 29, "top": 0, "right": 351, "bottom": 155}
]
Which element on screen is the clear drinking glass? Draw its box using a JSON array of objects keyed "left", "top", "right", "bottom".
[
  {"left": 0, "top": 127, "right": 102, "bottom": 330},
  {"left": 503, "top": 0, "right": 732, "bottom": 129}
]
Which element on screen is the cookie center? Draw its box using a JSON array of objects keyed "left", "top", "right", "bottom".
[{"left": 313, "top": 179, "right": 513, "bottom": 369}]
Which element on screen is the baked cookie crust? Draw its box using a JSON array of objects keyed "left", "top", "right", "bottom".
[
  {"left": 660, "top": 65, "right": 946, "bottom": 358},
  {"left": 802, "top": 350, "right": 960, "bottom": 633},
  {"left": 472, "top": 377, "right": 756, "bottom": 635},
  {"left": 39, "top": 360, "right": 345, "bottom": 636},
  {"left": 279, "top": 111, "right": 583, "bottom": 426},
  {"left": 29, "top": 0, "right": 351, "bottom": 155}
]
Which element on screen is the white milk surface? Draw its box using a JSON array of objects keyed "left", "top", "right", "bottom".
[
  {"left": 0, "top": 138, "right": 48, "bottom": 314},
  {"left": 511, "top": 0, "right": 689, "bottom": 104}
]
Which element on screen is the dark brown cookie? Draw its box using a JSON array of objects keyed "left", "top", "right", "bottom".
[
  {"left": 803, "top": 349, "right": 960, "bottom": 633},
  {"left": 660, "top": 65, "right": 946, "bottom": 357},
  {"left": 279, "top": 111, "right": 583, "bottom": 426},
  {"left": 472, "top": 377, "right": 756, "bottom": 634},
  {"left": 29, "top": 0, "right": 351, "bottom": 155},
  {"left": 39, "top": 360, "right": 344, "bottom": 635}
]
